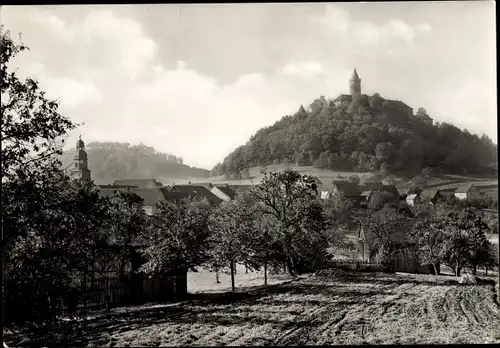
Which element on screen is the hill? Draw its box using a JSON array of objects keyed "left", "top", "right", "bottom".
[
  {"left": 211, "top": 93, "right": 497, "bottom": 179},
  {"left": 60, "top": 142, "right": 209, "bottom": 185}
]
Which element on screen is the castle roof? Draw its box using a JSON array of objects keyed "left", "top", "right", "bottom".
[
  {"left": 350, "top": 68, "right": 360, "bottom": 81},
  {"left": 333, "top": 94, "right": 352, "bottom": 103},
  {"left": 416, "top": 113, "right": 433, "bottom": 120}
]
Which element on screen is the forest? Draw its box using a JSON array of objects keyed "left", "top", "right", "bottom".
[
  {"left": 60, "top": 142, "right": 210, "bottom": 184},
  {"left": 212, "top": 95, "right": 498, "bottom": 178}
]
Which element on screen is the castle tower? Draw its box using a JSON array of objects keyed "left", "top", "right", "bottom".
[
  {"left": 349, "top": 68, "right": 361, "bottom": 96},
  {"left": 69, "top": 135, "right": 91, "bottom": 183}
]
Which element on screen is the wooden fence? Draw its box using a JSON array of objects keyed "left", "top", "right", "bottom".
[
  {"left": 64, "top": 271, "right": 188, "bottom": 311},
  {"left": 324, "top": 258, "right": 436, "bottom": 275},
  {"left": 325, "top": 260, "right": 394, "bottom": 273}
]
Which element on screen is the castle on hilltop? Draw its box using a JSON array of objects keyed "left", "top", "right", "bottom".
[{"left": 330, "top": 69, "right": 433, "bottom": 125}]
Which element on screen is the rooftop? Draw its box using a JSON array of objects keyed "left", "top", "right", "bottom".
[
  {"left": 333, "top": 181, "right": 361, "bottom": 197},
  {"left": 350, "top": 68, "right": 360, "bottom": 81},
  {"left": 113, "top": 178, "right": 158, "bottom": 188}
]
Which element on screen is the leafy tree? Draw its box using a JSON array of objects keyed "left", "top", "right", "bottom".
[
  {"left": 3, "top": 172, "right": 112, "bottom": 332},
  {"left": 1, "top": 27, "right": 114, "bottom": 337},
  {"left": 107, "top": 190, "right": 150, "bottom": 276},
  {"left": 207, "top": 196, "right": 258, "bottom": 291},
  {"left": 1, "top": 27, "right": 77, "bottom": 182},
  {"left": 250, "top": 170, "right": 326, "bottom": 275},
  {"left": 460, "top": 209, "right": 490, "bottom": 275},
  {"left": 360, "top": 206, "right": 410, "bottom": 263},
  {"left": 138, "top": 197, "right": 212, "bottom": 276},
  {"left": 348, "top": 174, "right": 360, "bottom": 185},
  {"left": 249, "top": 209, "right": 283, "bottom": 285},
  {"left": 437, "top": 209, "right": 490, "bottom": 276},
  {"left": 411, "top": 216, "right": 445, "bottom": 275}
]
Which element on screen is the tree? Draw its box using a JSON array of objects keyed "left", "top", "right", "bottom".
[
  {"left": 375, "top": 142, "right": 394, "bottom": 162},
  {"left": 251, "top": 210, "right": 283, "bottom": 285},
  {"left": 107, "top": 190, "right": 150, "bottom": 276},
  {"left": 1, "top": 27, "right": 112, "bottom": 337},
  {"left": 360, "top": 206, "right": 409, "bottom": 263},
  {"left": 460, "top": 209, "right": 490, "bottom": 275},
  {"left": 437, "top": 209, "right": 490, "bottom": 276},
  {"left": 3, "top": 172, "right": 112, "bottom": 331},
  {"left": 208, "top": 196, "right": 258, "bottom": 291},
  {"left": 348, "top": 175, "right": 360, "bottom": 185},
  {"left": 250, "top": 170, "right": 325, "bottom": 275},
  {"left": 411, "top": 216, "right": 445, "bottom": 275},
  {"left": 139, "top": 197, "right": 212, "bottom": 276},
  {"left": 409, "top": 175, "right": 426, "bottom": 195}
]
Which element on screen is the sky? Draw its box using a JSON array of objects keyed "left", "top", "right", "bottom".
[{"left": 1, "top": 2, "right": 496, "bottom": 170}]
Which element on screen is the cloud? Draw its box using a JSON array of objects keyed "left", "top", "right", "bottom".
[
  {"left": 20, "top": 63, "right": 102, "bottom": 108},
  {"left": 281, "top": 62, "right": 324, "bottom": 78},
  {"left": 24, "top": 8, "right": 157, "bottom": 81},
  {"left": 2, "top": 5, "right": 493, "bottom": 171},
  {"left": 429, "top": 77, "right": 497, "bottom": 140},
  {"left": 315, "top": 5, "right": 351, "bottom": 32},
  {"left": 314, "top": 5, "right": 432, "bottom": 46},
  {"left": 416, "top": 22, "right": 432, "bottom": 34}
]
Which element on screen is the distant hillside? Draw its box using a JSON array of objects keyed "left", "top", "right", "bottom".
[
  {"left": 212, "top": 94, "right": 497, "bottom": 179},
  {"left": 61, "top": 142, "right": 209, "bottom": 184}
]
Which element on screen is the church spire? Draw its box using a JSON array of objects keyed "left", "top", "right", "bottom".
[{"left": 70, "top": 135, "right": 91, "bottom": 183}]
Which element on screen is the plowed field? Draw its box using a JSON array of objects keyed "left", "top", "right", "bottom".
[{"left": 7, "top": 271, "right": 500, "bottom": 346}]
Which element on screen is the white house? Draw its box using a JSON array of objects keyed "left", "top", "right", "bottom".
[
  {"left": 406, "top": 193, "right": 421, "bottom": 206},
  {"left": 321, "top": 191, "right": 331, "bottom": 199},
  {"left": 454, "top": 184, "right": 481, "bottom": 200}
]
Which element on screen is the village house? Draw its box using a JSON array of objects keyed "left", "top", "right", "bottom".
[
  {"left": 360, "top": 181, "right": 384, "bottom": 191},
  {"left": 419, "top": 189, "right": 451, "bottom": 204},
  {"left": 405, "top": 193, "right": 421, "bottom": 206},
  {"left": 437, "top": 187, "right": 456, "bottom": 199},
  {"left": 331, "top": 180, "right": 363, "bottom": 205},
  {"left": 311, "top": 176, "right": 323, "bottom": 198},
  {"left": 170, "top": 184, "right": 223, "bottom": 206},
  {"left": 113, "top": 178, "right": 162, "bottom": 188},
  {"left": 355, "top": 212, "right": 436, "bottom": 275},
  {"left": 359, "top": 182, "right": 399, "bottom": 205},
  {"left": 454, "top": 183, "right": 482, "bottom": 200},
  {"left": 360, "top": 189, "right": 373, "bottom": 203},
  {"left": 210, "top": 184, "right": 237, "bottom": 202}
]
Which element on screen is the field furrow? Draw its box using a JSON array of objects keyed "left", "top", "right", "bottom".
[{"left": 8, "top": 271, "right": 499, "bottom": 347}]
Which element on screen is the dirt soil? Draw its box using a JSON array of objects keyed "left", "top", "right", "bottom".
[{"left": 6, "top": 270, "right": 500, "bottom": 346}]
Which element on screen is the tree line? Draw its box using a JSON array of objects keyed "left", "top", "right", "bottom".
[
  {"left": 212, "top": 94, "right": 497, "bottom": 178},
  {"left": 59, "top": 141, "right": 210, "bottom": 184}
]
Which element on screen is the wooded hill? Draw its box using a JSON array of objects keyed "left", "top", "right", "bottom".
[
  {"left": 211, "top": 95, "right": 497, "bottom": 178},
  {"left": 61, "top": 142, "right": 210, "bottom": 184}
]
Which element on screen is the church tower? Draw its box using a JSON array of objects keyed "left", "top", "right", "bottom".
[
  {"left": 70, "top": 136, "right": 91, "bottom": 183},
  {"left": 349, "top": 68, "right": 361, "bottom": 96}
]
